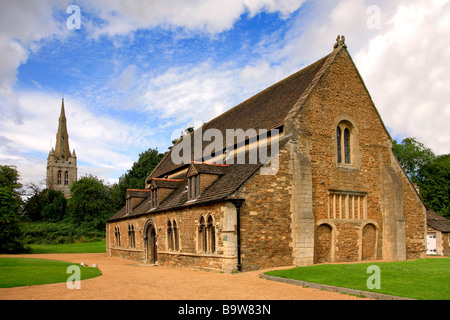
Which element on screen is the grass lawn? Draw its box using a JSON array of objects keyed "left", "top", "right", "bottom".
[
  {"left": 264, "top": 257, "right": 450, "bottom": 300},
  {"left": 0, "top": 257, "right": 102, "bottom": 288},
  {"left": 27, "top": 241, "right": 106, "bottom": 254}
]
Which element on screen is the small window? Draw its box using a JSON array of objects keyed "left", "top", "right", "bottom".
[
  {"left": 336, "top": 121, "right": 354, "bottom": 165},
  {"left": 57, "top": 170, "right": 62, "bottom": 185},
  {"left": 128, "top": 225, "right": 135, "bottom": 248},
  {"left": 167, "top": 219, "right": 180, "bottom": 251},
  {"left": 337, "top": 127, "right": 342, "bottom": 163},
  {"left": 64, "top": 171, "right": 69, "bottom": 185},
  {"left": 173, "top": 220, "right": 179, "bottom": 251},
  {"left": 150, "top": 188, "right": 158, "bottom": 208},
  {"left": 115, "top": 226, "right": 121, "bottom": 247},
  {"left": 198, "top": 216, "right": 206, "bottom": 252},
  {"left": 344, "top": 128, "right": 351, "bottom": 164},
  {"left": 207, "top": 215, "right": 216, "bottom": 254},
  {"left": 167, "top": 220, "right": 173, "bottom": 250},
  {"left": 188, "top": 174, "right": 200, "bottom": 199}
]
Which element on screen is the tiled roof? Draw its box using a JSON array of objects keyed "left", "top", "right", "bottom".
[
  {"left": 148, "top": 53, "right": 330, "bottom": 179},
  {"left": 427, "top": 210, "right": 450, "bottom": 232},
  {"left": 108, "top": 49, "right": 338, "bottom": 223}
]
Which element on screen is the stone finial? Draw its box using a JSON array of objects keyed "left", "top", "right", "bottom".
[{"left": 334, "top": 35, "right": 347, "bottom": 49}]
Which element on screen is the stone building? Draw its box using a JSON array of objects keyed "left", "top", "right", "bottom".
[
  {"left": 426, "top": 210, "right": 450, "bottom": 256},
  {"left": 46, "top": 97, "right": 77, "bottom": 198},
  {"left": 106, "top": 38, "right": 427, "bottom": 272}
]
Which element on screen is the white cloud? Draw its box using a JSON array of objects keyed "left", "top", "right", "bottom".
[
  {"left": 0, "top": 91, "right": 153, "bottom": 184},
  {"left": 1, "top": 0, "right": 449, "bottom": 189},
  {"left": 143, "top": 62, "right": 238, "bottom": 124},
  {"left": 354, "top": 0, "right": 450, "bottom": 155},
  {"left": 82, "top": 0, "right": 306, "bottom": 38}
]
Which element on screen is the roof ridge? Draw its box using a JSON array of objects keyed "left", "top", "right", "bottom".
[
  {"left": 191, "top": 161, "right": 230, "bottom": 167},
  {"left": 285, "top": 46, "right": 345, "bottom": 122}
]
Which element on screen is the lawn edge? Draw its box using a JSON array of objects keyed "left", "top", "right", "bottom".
[{"left": 259, "top": 273, "right": 416, "bottom": 300}]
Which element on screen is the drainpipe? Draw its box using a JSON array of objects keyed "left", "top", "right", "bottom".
[{"left": 231, "top": 199, "right": 245, "bottom": 272}]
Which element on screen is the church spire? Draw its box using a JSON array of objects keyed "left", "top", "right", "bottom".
[{"left": 54, "top": 95, "right": 71, "bottom": 160}]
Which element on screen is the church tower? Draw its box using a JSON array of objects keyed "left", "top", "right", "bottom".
[{"left": 46, "top": 96, "right": 77, "bottom": 198}]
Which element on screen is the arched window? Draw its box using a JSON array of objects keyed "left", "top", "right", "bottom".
[
  {"left": 336, "top": 121, "right": 354, "bottom": 165},
  {"left": 167, "top": 220, "right": 173, "bottom": 250},
  {"left": 115, "top": 226, "right": 121, "bottom": 247},
  {"left": 64, "top": 171, "right": 69, "bottom": 185},
  {"left": 207, "top": 215, "right": 216, "bottom": 254},
  {"left": 344, "top": 128, "right": 351, "bottom": 164},
  {"left": 173, "top": 220, "right": 179, "bottom": 251},
  {"left": 337, "top": 127, "right": 342, "bottom": 163},
  {"left": 57, "top": 170, "right": 62, "bottom": 185},
  {"left": 128, "top": 225, "right": 135, "bottom": 248},
  {"left": 198, "top": 216, "right": 206, "bottom": 252}
]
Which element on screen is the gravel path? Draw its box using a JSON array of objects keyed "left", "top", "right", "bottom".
[{"left": 0, "top": 253, "right": 366, "bottom": 300}]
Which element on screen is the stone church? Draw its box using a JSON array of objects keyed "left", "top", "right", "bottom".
[
  {"left": 107, "top": 37, "right": 427, "bottom": 272},
  {"left": 46, "top": 97, "right": 77, "bottom": 198}
]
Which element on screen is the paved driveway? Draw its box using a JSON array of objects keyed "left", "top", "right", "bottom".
[{"left": 0, "top": 253, "right": 365, "bottom": 300}]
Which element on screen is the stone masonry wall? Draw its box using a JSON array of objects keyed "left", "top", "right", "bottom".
[
  {"left": 233, "top": 146, "right": 294, "bottom": 271},
  {"left": 292, "top": 48, "right": 426, "bottom": 262},
  {"left": 107, "top": 202, "right": 239, "bottom": 273}
]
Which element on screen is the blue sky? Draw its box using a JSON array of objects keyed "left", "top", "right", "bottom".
[{"left": 1, "top": 0, "right": 449, "bottom": 188}]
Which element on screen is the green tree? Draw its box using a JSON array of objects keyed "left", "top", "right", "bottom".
[
  {"left": 67, "top": 175, "right": 114, "bottom": 231},
  {"left": 112, "top": 148, "right": 165, "bottom": 209},
  {"left": 23, "top": 187, "right": 66, "bottom": 222},
  {"left": 392, "top": 137, "right": 435, "bottom": 182},
  {"left": 0, "top": 165, "right": 25, "bottom": 253},
  {"left": 41, "top": 189, "right": 67, "bottom": 222},
  {"left": 0, "top": 165, "right": 22, "bottom": 191},
  {"left": 416, "top": 154, "right": 450, "bottom": 219}
]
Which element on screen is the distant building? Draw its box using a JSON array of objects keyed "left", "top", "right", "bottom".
[
  {"left": 46, "top": 97, "right": 77, "bottom": 198},
  {"left": 426, "top": 210, "right": 450, "bottom": 256}
]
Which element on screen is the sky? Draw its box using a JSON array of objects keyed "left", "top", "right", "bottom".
[{"left": 0, "top": 0, "right": 449, "bottom": 188}]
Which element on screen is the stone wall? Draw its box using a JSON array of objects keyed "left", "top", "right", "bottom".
[
  {"left": 233, "top": 146, "right": 294, "bottom": 271},
  {"left": 107, "top": 202, "right": 239, "bottom": 273},
  {"left": 288, "top": 48, "right": 426, "bottom": 263}
]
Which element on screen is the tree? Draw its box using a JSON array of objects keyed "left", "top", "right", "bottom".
[
  {"left": 112, "top": 148, "right": 165, "bottom": 209},
  {"left": 41, "top": 189, "right": 67, "bottom": 222},
  {"left": 67, "top": 175, "right": 114, "bottom": 230},
  {"left": 0, "top": 165, "right": 25, "bottom": 253},
  {"left": 0, "top": 165, "right": 22, "bottom": 191},
  {"left": 416, "top": 154, "right": 450, "bottom": 219},
  {"left": 392, "top": 137, "right": 435, "bottom": 182},
  {"left": 23, "top": 186, "right": 66, "bottom": 222},
  {"left": 392, "top": 138, "right": 449, "bottom": 219}
]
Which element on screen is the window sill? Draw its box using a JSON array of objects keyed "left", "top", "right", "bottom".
[{"left": 337, "top": 163, "right": 358, "bottom": 170}]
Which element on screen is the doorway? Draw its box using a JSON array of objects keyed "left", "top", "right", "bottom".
[
  {"left": 427, "top": 233, "right": 437, "bottom": 255},
  {"left": 145, "top": 222, "right": 158, "bottom": 264}
]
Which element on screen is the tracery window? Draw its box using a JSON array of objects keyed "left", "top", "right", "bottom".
[
  {"left": 167, "top": 219, "right": 180, "bottom": 251},
  {"left": 57, "top": 170, "right": 62, "bottom": 185},
  {"left": 197, "top": 215, "right": 215, "bottom": 253},
  {"left": 198, "top": 216, "right": 206, "bottom": 252},
  {"left": 64, "top": 171, "right": 69, "bottom": 185},
  {"left": 114, "top": 226, "right": 121, "bottom": 247}
]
